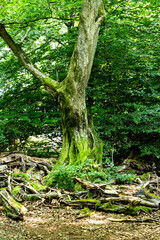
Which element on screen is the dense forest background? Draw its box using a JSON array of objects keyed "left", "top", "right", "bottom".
[{"left": 0, "top": 0, "right": 159, "bottom": 166}]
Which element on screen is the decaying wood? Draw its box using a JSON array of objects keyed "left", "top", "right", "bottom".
[
  {"left": 72, "top": 177, "right": 106, "bottom": 190},
  {"left": 0, "top": 153, "right": 52, "bottom": 174},
  {"left": 7, "top": 173, "right": 22, "bottom": 203},
  {"left": 1, "top": 152, "right": 160, "bottom": 220},
  {"left": 100, "top": 196, "right": 160, "bottom": 208},
  {"left": 72, "top": 177, "right": 119, "bottom": 197},
  {"left": 61, "top": 199, "right": 98, "bottom": 209},
  {"left": 0, "top": 189, "right": 27, "bottom": 219}
]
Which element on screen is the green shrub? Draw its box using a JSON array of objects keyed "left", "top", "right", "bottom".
[
  {"left": 43, "top": 159, "right": 137, "bottom": 190},
  {"left": 44, "top": 164, "right": 81, "bottom": 190}
]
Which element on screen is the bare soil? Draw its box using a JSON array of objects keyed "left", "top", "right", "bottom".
[{"left": 0, "top": 204, "right": 160, "bottom": 240}]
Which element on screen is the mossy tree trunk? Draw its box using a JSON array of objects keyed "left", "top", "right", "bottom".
[
  {"left": 57, "top": 0, "right": 105, "bottom": 164},
  {"left": 0, "top": 0, "right": 105, "bottom": 165}
]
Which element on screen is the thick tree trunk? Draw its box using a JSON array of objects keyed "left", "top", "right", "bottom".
[
  {"left": 0, "top": 0, "right": 105, "bottom": 165},
  {"left": 57, "top": 0, "right": 105, "bottom": 164}
]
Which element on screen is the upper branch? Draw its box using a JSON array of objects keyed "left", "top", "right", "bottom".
[{"left": 0, "top": 24, "right": 60, "bottom": 94}]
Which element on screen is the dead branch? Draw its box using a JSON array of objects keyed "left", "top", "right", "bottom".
[
  {"left": 107, "top": 217, "right": 159, "bottom": 223},
  {"left": 22, "top": 190, "right": 62, "bottom": 202},
  {"left": 60, "top": 199, "right": 99, "bottom": 209}
]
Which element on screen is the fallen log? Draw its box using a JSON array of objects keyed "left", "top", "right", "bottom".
[
  {"left": 60, "top": 198, "right": 155, "bottom": 215},
  {"left": 100, "top": 196, "right": 160, "bottom": 208},
  {"left": 61, "top": 199, "right": 100, "bottom": 209},
  {"left": 0, "top": 189, "right": 27, "bottom": 220},
  {"left": 107, "top": 217, "right": 159, "bottom": 222},
  {"left": 72, "top": 177, "right": 106, "bottom": 190},
  {"left": 72, "top": 177, "right": 119, "bottom": 197},
  {"left": 0, "top": 153, "right": 52, "bottom": 174}
]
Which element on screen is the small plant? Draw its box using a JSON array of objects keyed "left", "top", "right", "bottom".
[
  {"left": 12, "top": 186, "right": 21, "bottom": 196},
  {"left": 115, "top": 173, "right": 137, "bottom": 184},
  {"left": 43, "top": 164, "right": 81, "bottom": 190}
]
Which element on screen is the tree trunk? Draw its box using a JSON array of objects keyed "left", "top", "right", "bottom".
[
  {"left": 57, "top": 0, "right": 105, "bottom": 164},
  {"left": 0, "top": 0, "right": 106, "bottom": 165}
]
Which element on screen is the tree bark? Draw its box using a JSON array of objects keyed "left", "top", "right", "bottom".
[{"left": 0, "top": 0, "right": 106, "bottom": 165}]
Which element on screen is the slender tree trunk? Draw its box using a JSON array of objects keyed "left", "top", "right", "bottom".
[{"left": 0, "top": 0, "right": 106, "bottom": 165}]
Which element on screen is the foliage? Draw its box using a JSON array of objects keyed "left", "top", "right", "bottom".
[
  {"left": 0, "top": 0, "right": 76, "bottom": 153},
  {"left": 88, "top": 0, "right": 160, "bottom": 162},
  {"left": 0, "top": 78, "right": 61, "bottom": 152}
]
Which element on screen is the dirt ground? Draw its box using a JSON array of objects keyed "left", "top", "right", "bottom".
[{"left": 0, "top": 204, "right": 160, "bottom": 240}]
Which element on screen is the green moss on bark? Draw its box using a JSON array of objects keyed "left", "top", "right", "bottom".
[
  {"left": 24, "top": 195, "right": 39, "bottom": 201},
  {"left": 57, "top": 133, "right": 103, "bottom": 165},
  {"left": 98, "top": 202, "right": 152, "bottom": 215}
]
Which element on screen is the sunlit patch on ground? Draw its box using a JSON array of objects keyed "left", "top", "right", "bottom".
[{"left": 0, "top": 206, "right": 160, "bottom": 240}]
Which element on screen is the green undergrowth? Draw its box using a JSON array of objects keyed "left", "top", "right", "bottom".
[
  {"left": 43, "top": 159, "right": 137, "bottom": 191},
  {"left": 24, "top": 139, "right": 59, "bottom": 158},
  {"left": 12, "top": 172, "right": 45, "bottom": 193}
]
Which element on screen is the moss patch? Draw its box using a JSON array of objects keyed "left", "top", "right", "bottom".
[
  {"left": 31, "top": 182, "right": 45, "bottom": 192},
  {"left": 13, "top": 172, "right": 31, "bottom": 182},
  {"left": 97, "top": 202, "right": 152, "bottom": 215},
  {"left": 12, "top": 186, "right": 21, "bottom": 196},
  {"left": 24, "top": 195, "right": 39, "bottom": 201},
  {"left": 145, "top": 189, "right": 160, "bottom": 199}
]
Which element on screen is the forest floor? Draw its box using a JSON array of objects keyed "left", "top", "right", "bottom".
[
  {"left": 0, "top": 152, "right": 160, "bottom": 239},
  {"left": 0, "top": 203, "right": 160, "bottom": 240}
]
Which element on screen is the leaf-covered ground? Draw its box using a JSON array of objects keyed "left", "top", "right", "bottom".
[{"left": 0, "top": 204, "right": 160, "bottom": 240}]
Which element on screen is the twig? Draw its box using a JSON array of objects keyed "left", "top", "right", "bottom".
[{"left": 20, "top": 26, "right": 31, "bottom": 45}]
